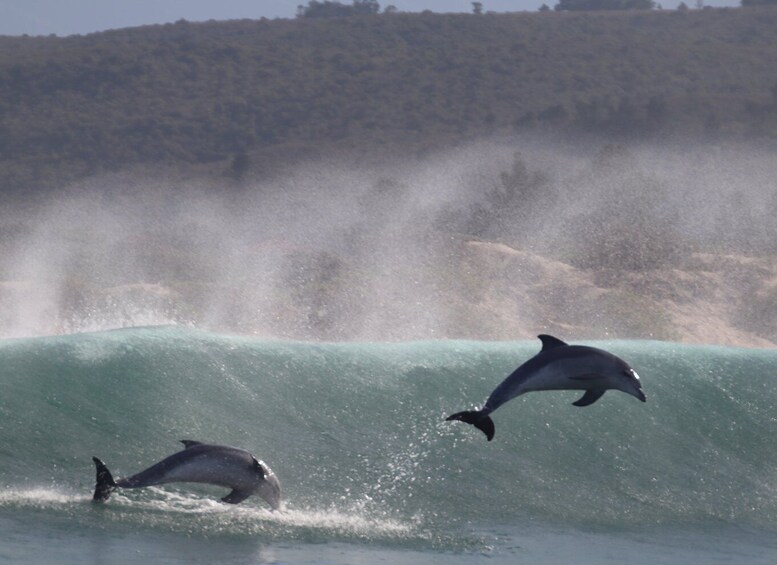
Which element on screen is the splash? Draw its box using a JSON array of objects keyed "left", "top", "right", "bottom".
[
  {"left": 0, "top": 485, "right": 429, "bottom": 544},
  {"left": 0, "top": 488, "right": 86, "bottom": 508}
]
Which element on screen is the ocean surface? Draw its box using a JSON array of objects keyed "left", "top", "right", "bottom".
[{"left": 1, "top": 326, "right": 776, "bottom": 564}]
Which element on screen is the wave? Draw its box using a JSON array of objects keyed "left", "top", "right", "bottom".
[{"left": 1, "top": 326, "right": 776, "bottom": 541}]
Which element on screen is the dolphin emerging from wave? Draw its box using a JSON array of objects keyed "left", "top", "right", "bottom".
[
  {"left": 92, "top": 440, "right": 282, "bottom": 509},
  {"left": 446, "top": 334, "right": 646, "bottom": 441}
]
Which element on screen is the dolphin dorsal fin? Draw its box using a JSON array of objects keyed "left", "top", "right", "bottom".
[
  {"left": 538, "top": 334, "right": 568, "bottom": 351},
  {"left": 180, "top": 440, "right": 204, "bottom": 449}
]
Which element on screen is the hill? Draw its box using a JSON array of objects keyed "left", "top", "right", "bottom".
[
  {"left": 1, "top": 9, "right": 777, "bottom": 346},
  {"left": 1, "top": 8, "right": 777, "bottom": 192}
]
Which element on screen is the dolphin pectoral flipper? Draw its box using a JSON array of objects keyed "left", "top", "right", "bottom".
[
  {"left": 446, "top": 410, "right": 496, "bottom": 441},
  {"left": 572, "top": 389, "right": 606, "bottom": 407},
  {"left": 222, "top": 489, "right": 252, "bottom": 504}
]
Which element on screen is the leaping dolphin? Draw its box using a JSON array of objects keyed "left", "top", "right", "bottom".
[
  {"left": 92, "top": 440, "right": 282, "bottom": 509},
  {"left": 446, "top": 334, "right": 646, "bottom": 441}
]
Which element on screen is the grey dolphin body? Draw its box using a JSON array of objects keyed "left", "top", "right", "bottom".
[
  {"left": 446, "top": 335, "right": 646, "bottom": 441},
  {"left": 92, "top": 440, "right": 282, "bottom": 509}
]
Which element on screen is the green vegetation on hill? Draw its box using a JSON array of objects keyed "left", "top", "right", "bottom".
[
  {"left": 554, "top": 0, "right": 655, "bottom": 10},
  {"left": 1, "top": 8, "right": 777, "bottom": 192}
]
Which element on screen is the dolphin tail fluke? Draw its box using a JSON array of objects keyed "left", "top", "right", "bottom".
[
  {"left": 92, "top": 457, "right": 117, "bottom": 502},
  {"left": 445, "top": 410, "right": 495, "bottom": 441}
]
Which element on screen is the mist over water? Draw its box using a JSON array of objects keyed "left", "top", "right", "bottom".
[{"left": 1, "top": 137, "right": 775, "bottom": 341}]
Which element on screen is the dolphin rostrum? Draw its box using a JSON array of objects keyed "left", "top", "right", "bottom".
[
  {"left": 92, "top": 440, "right": 282, "bottom": 509},
  {"left": 446, "top": 334, "right": 646, "bottom": 441}
]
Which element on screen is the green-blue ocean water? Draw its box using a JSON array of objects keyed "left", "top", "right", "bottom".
[{"left": 1, "top": 326, "right": 776, "bottom": 563}]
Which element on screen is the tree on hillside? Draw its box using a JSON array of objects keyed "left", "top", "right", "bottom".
[
  {"left": 353, "top": 0, "right": 381, "bottom": 12},
  {"left": 297, "top": 0, "right": 381, "bottom": 18},
  {"left": 555, "top": 0, "right": 654, "bottom": 9}
]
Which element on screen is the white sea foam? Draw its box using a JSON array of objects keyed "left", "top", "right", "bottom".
[{"left": 85, "top": 487, "right": 420, "bottom": 541}]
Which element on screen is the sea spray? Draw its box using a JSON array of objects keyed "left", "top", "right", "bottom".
[{"left": 1, "top": 141, "right": 776, "bottom": 343}]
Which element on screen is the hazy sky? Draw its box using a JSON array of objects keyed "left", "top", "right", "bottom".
[{"left": 1, "top": 0, "right": 739, "bottom": 37}]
